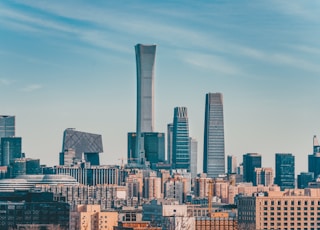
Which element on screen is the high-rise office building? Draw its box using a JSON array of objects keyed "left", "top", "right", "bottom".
[
  {"left": 275, "top": 153, "right": 295, "bottom": 190},
  {"left": 243, "top": 153, "right": 261, "bottom": 184},
  {"left": 189, "top": 138, "right": 198, "bottom": 179},
  {"left": 135, "top": 44, "right": 156, "bottom": 165},
  {"left": 127, "top": 132, "right": 165, "bottom": 167},
  {"left": 61, "top": 128, "right": 103, "bottom": 166},
  {"left": 172, "top": 107, "right": 190, "bottom": 170},
  {"left": 1, "top": 137, "right": 22, "bottom": 166},
  {"left": 227, "top": 155, "right": 237, "bottom": 174},
  {"left": 203, "top": 93, "right": 225, "bottom": 178},
  {"left": 308, "top": 135, "right": 320, "bottom": 178},
  {"left": 0, "top": 115, "right": 15, "bottom": 138},
  {"left": 167, "top": 123, "right": 173, "bottom": 164},
  {"left": 0, "top": 116, "right": 15, "bottom": 166},
  {"left": 297, "top": 172, "right": 314, "bottom": 189}
]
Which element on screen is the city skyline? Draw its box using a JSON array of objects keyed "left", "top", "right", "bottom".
[{"left": 1, "top": 1, "right": 320, "bottom": 175}]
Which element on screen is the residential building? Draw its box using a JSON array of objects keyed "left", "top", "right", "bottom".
[
  {"left": 143, "top": 176, "right": 161, "bottom": 200},
  {"left": 253, "top": 167, "right": 273, "bottom": 186},
  {"left": 238, "top": 189, "right": 320, "bottom": 230},
  {"left": 167, "top": 123, "right": 173, "bottom": 164},
  {"left": 203, "top": 93, "right": 225, "bottom": 178},
  {"left": 70, "top": 204, "right": 118, "bottom": 230},
  {"left": 195, "top": 212, "right": 238, "bottom": 230},
  {"left": 189, "top": 138, "right": 198, "bottom": 179},
  {"left": 227, "top": 155, "right": 237, "bottom": 174},
  {"left": 275, "top": 153, "right": 295, "bottom": 190}
]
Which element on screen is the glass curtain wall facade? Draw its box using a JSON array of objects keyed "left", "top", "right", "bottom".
[
  {"left": 243, "top": 153, "right": 262, "bottom": 184},
  {"left": 275, "top": 153, "right": 295, "bottom": 190},
  {"left": 203, "top": 93, "right": 225, "bottom": 178},
  {"left": 0, "top": 116, "right": 15, "bottom": 138},
  {"left": 172, "top": 107, "right": 190, "bottom": 170},
  {"left": 308, "top": 135, "right": 320, "bottom": 178},
  {"left": 1, "top": 137, "right": 22, "bottom": 166},
  {"left": 61, "top": 128, "right": 103, "bottom": 165},
  {"left": 135, "top": 44, "right": 156, "bottom": 165}
]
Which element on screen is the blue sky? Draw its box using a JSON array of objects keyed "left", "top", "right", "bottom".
[{"left": 1, "top": 0, "right": 320, "bottom": 174}]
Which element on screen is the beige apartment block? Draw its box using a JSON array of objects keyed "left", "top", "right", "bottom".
[
  {"left": 238, "top": 189, "right": 320, "bottom": 230},
  {"left": 70, "top": 204, "right": 118, "bottom": 230}
]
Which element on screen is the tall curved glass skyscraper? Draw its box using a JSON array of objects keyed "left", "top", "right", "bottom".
[
  {"left": 203, "top": 93, "right": 225, "bottom": 178},
  {"left": 135, "top": 44, "right": 156, "bottom": 165}
]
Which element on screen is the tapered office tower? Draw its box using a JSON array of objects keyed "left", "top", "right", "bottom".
[
  {"left": 172, "top": 107, "right": 190, "bottom": 170},
  {"left": 203, "top": 93, "right": 225, "bottom": 178},
  {"left": 135, "top": 44, "right": 156, "bottom": 165}
]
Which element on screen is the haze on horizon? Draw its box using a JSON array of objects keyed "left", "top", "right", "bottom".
[{"left": 0, "top": 0, "right": 320, "bottom": 175}]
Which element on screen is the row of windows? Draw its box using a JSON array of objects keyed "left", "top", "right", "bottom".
[
  {"left": 263, "top": 206, "right": 319, "bottom": 211},
  {"left": 263, "top": 200, "right": 318, "bottom": 205},
  {"left": 263, "top": 222, "right": 319, "bottom": 226},
  {"left": 262, "top": 212, "right": 320, "bottom": 216}
]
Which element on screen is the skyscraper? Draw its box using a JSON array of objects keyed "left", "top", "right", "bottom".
[
  {"left": 243, "top": 153, "right": 261, "bottom": 184},
  {"left": 172, "top": 107, "right": 190, "bottom": 170},
  {"left": 275, "top": 153, "right": 295, "bottom": 190},
  {"left": 0, "top": 115, "right": 15, "bottom": 138},
  {"left": 0, "top": 116, "right": 15, "bottom": 165},
  {"left": 253, "top": 167, "right": 273, "bottom": 186},
  {"left": 1, "top": 137, "right": 22, "bottom": 166},
  {"left": 127, "top": 132, "right": 165, "bottom": 168},
  {"left": 189, "top": 138, "right": 198, "bottom": 179},
  {"left": 203, "top": 93, "right": 225, "bottom": 178},
  {"left": 227, "top": 155, "right": 237, "bottom": 174},
  {"left": 135, "top": 44, "right": 156, "bottom": 165},
  {"left": 308, "top": 135, "right": 320, "bottom": 178},
  {"left": 61, "top": 128, "right": 103, "bottom": 166},
  {"left": 167, "top": 123, "right": 173, "bottom": 165}
]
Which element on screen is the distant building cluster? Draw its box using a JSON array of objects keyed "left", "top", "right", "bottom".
[{"left": 1, "top": 44, "right": 320, "bottom": 229}]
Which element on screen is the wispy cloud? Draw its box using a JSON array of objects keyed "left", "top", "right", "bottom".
[
  {"left": 21, "top": 84, "right": 43, "bottom": 92},
  {"left": 0, "top": 78, "right": 14, "bottom": 86},
  {"left": 180, "top": 51, "right": 243, "bottom": 76}
]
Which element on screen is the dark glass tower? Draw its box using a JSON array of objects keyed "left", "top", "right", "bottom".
[
  {"left": 243, "top": 153, "right": 261, "bottom": 184},
  {"left": 0, "top": 115, "right": 15, "bottom": 138},
  {"left": 0, "top": 116, "right": 15, "bottom": 165},
  {"left": 127, "top": 132, "right": 165, "bottom": 167},
  {"left": 203, "top": 93, "right": 225, "bottom": 178},
  {"left": 1, "top": 137, "right": 22, "bottom": 166},
  {"left": 308, "top": 135, "right": 320, "bottom": 178},
  {"left": 275, "top": 153, "right": 295, "bottom": 191},
  {"left": 172, "top": 107, "right": 190, "bottom": 170},
  {"left": 135, "top": 44, "right": 156, "bottom": 165}
]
